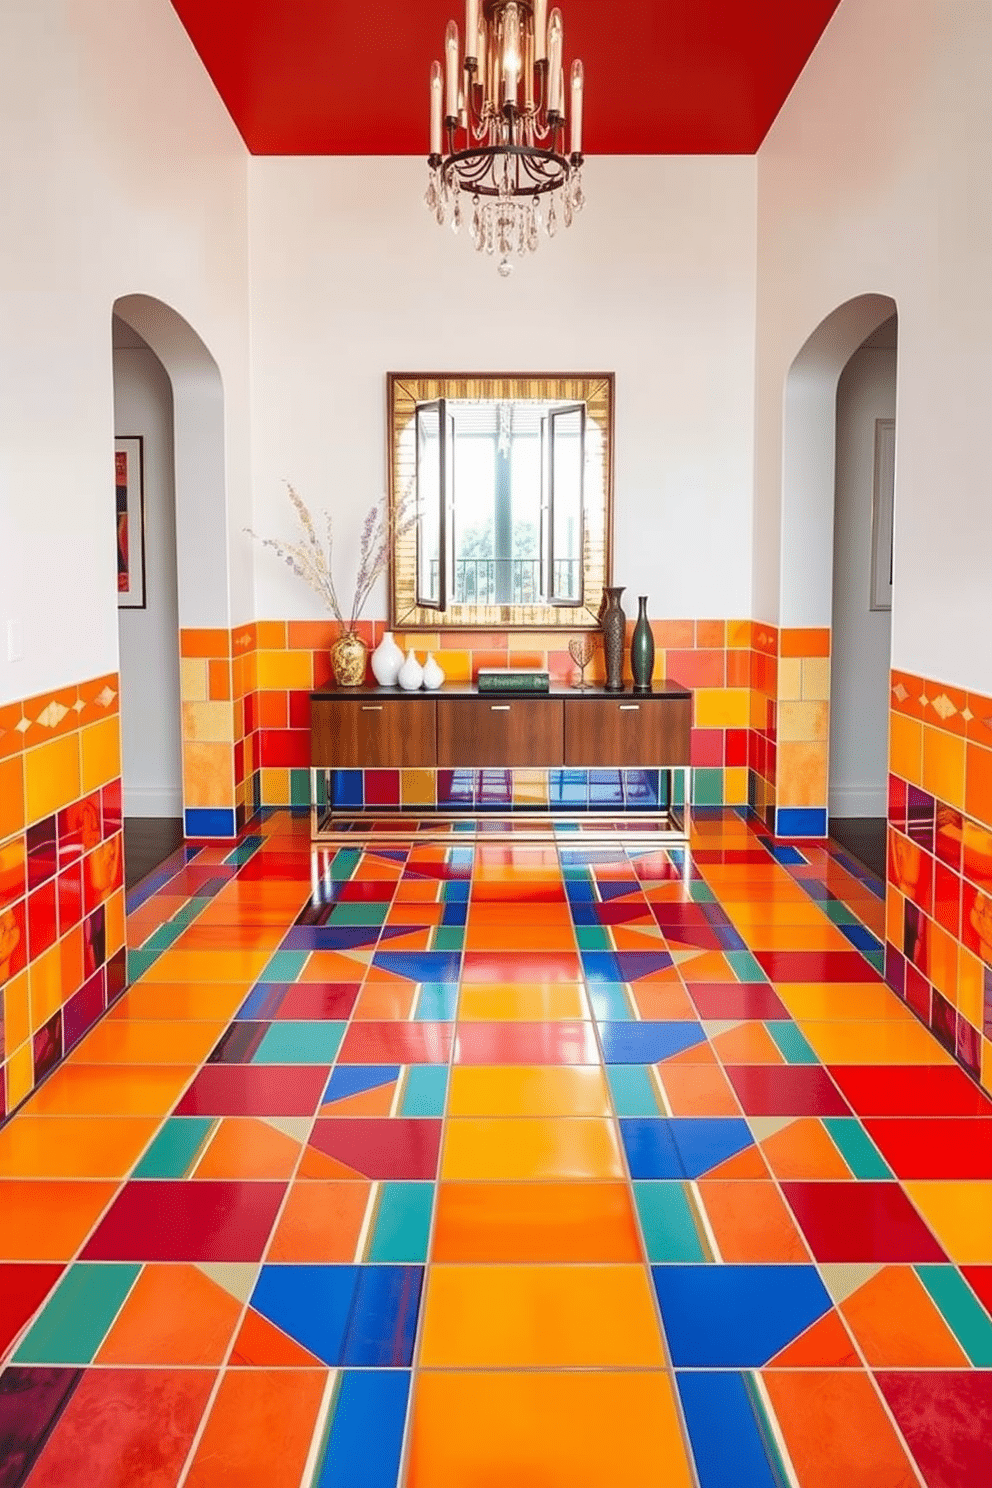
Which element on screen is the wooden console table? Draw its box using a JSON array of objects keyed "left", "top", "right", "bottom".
[{"left": 309, "top": 681, "right": 692, "bottom": 842}]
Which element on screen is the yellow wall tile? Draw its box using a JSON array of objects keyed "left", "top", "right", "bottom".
[
  {"left": 726, "top": 619, "right": 751, "bottom": 649},
  {"left": 922, "top": 725, "right": 966, "bottom": 810},
  {"left": 81, "top": 716, "right": 122, "bottom": 795},
  {"left": 255, "top": 621, "right": 286, "bottom": 649},
  {"left": 29, "top": 941, "right": 63, "bottom": 1031},
  {"left": 957, "top": 945, "right": 985, "bottom": 1029},
  {"left": 25, "top": 732, "right": 81, "bottom": 825},
  {"left": 182, "top": 701, "right": 235, "bottom": 745},
  {"left": 885, "top": 883, "right": 903, "bottom": 945},
  {"left": 694, "top": 689, "right": 750, "bottom": 729},
  {"left": 256, "top": 650, "right": 313, "bottom": 690},
  {"left": 3, "top": 970, "right": 30, "bottom": 1052},
  {"left": 261, "top": 767, "right": 290, "bottom": 806},
  {"left": 439, "top": 650, "right": 472, "bottom": 683},
  {"left": 402, "top": 769, "right": 437, "bottom": 806},
  {"left": 802, "top": 657, "right": 832, "bottom": 701},
  {"left": 778, "top": 701, "right": 828, "bottom": 743},
  {"left": 983, "top": 1037, "right": 992, "bottom": 1096},
  {"left": 778, "top": 658, "right": 802, "bottom": 702},
  {"left": 513, "top": 770, "right": 550, "bottom": 808},
  {"left": 777, "top": 741, "right": 829, "bottom": 808},
  {"left": 723, "top": 767, "right": 748, "bottom": 805},
  {"left": 5, "top": 1039, "right": 33, "bottom": 1111},
  {"left": 179, "top": 657, "right": 208, "bottom": 703},
  {"left": 928, "top": 921, "right": 958, "bottom": 1000},
  {"left": 105, "top": 887, "right": 126, "bottom": 959},
  {"left": 183, "top": 742, "right": 234, "bottom": 808},
  {"left": 889, "top": 711, "right": 923, "bottom": 786},
  {"left": 59, "top": 923, "right": 83, "bottom": 1005},
  {"left": 0, "top": 756, "right": 25, "bottom": 842}
]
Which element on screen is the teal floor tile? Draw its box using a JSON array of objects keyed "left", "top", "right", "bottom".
[
  {"left": 14, "top": 1263, "right": 140, "bottom": 1364},
  {"left": 916, "top": 1265, "right": 992, "bottom": 1365},
  {"left": 330, "top": 850, "right": 362, "bottom": 880},
  {"left": 330, "top": 903, "right": 390, "bottom": 926},
  {"left": 258, "top": 950, "right": 309, "bottom": 982},
  {"left": 766, "top": 1022, "right": 819, "bottom": 1064},
  {"left": 822, "top": 1117, "right": 894, "bottom": 1179},
  {"left": 401, "top": 1065, "right": 449, "bottom": 1117},
  {"left": 586, "top": 983, "right": 632, "bottom": 1020},
  {"left": 820, "top": 899, "right": 860, "bottom": 926},
  {"left": 724, "top": 950, "right": 769, "bottom": 983},
  {"left": 223, "top": 838, "right": 264, "bottom": 867},
  {"left": 688, "top": 881, "right": 717, "bottom": 903},
  {"left": 575, "top": 926, "right": 612, "bottom": 950},
  {"left": 431, "top": 927, "right": 465, "bottom": 952},
  {"left": 415, "top": 984, "right": 459, "bottom": 1020},
  {"left": 633, "top": 1181, "right": 707, "bottom": 1262},
  {"left": 607, "top": 1065, "right": 660, "bottom": 1116},
  {"left": 125, "top": 947, "right": 163, "bottom": 980},
  {"left": 143, "top": 920, "right": 189, "bottom": 952},
  {"left": 253, "top": 1021, "right": 346, "bottom": 1065},
  {"left": 368, "top": 1183, "right": 434, "bottom": 1262},
  {"left": 133, "top": 1117, "right": 214, "bottom": 1179}
]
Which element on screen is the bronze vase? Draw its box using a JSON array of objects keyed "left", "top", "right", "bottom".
[{"left": 600, "top": 586, "right": 626, "bottom": 693}]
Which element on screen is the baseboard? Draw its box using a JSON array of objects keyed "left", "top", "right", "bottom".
[
  {"left": 828, "top": 784, "right": 887, "bottom": 817},
  {"left": 123, "top": 785, "right": 183, "bottom": 817}
]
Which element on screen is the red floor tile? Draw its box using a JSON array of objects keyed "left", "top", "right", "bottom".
[
  {"left": 724, "top": 1064, "right": 851, "bottom": 1116},
  {"left": 781, "top": 1181, "right": 947, "bottom": 1263},
  {"left": 687, "top": 983, "right": 791, "bottom": 1020},
  {"left": 81, "top": 1180, "right": 286, "bottom": 1261},
  {"left": 863, "top": 1118, "right": 992, "bottom": 1180},
  {"left": 338, "top": 1022, "right": 453, "bottom": 1065},
  {"left": 876, "top": 1371, "right": 992, "bottom": 1488},
  {"left": 308, "top": 1117, "right": 443, "bottom": 1179},
  {"left": 174, "top": 1065, "right": 330, "bottom": 1116},
  {"left": 756, "top": 950, "right": 882, "bottom": 982},
  {"left": 829, "top": 1064, "right": 992, "bottom": 1117},
  {"left": 0, "top": 1263, "right": 64, "bottom": 1356}
]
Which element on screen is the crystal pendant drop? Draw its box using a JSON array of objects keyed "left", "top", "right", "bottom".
[
  {"left": 573, "top": 172, "right": 585, "bottom": 211},
  {"left": 470, "top": 194, "right": 481, "bottom": 246},
  {"left": 564, "top": 190, "right": 573, "bottom": 228},
  {"left": 498, "top": 256, "right": 513, "bottom": 278},
  {"left": 527, "top": 208, "right": 539, "bottom": 253},
  {"left": 425, "top": 176, "right": 438, "bottom": 213},
  {"left": 452, "top": 190, "right": 462, "bottom": 234},
  {"left": 547, "top": 197, "right": 557, "bottom": 238}
]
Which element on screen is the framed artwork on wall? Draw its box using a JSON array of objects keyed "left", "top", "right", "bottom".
[
  {"left": 115, "top": 435, "right": 146, "bottom": 609},
  {"left": 870, "top": 417, "right": 895, "bottom": 612}
]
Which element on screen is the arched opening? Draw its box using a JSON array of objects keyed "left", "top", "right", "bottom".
[
  {"left": 775, "top": 292, "right": 898, "bottom": 844},
  {"left": 111, "top": 294, "right": 235, "bottom": 868}
]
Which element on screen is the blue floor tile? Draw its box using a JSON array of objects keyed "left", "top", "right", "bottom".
[{"left": 653, "top": 1265, "right": 831, "bottom": 1367}]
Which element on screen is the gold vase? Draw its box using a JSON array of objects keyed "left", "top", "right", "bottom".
[{"left": 331, "top": 631, "right": 368, "bottom": 688}]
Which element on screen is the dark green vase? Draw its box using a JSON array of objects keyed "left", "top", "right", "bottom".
[{"left": 630, "top": 595, "right": 655, "bottom": 693}]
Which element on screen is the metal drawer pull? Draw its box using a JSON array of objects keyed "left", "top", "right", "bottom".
[
  {"left": 619, "top": 704, "right": 640, "bottom": 711},
  {"left": 361, "top": 705, "right": 383, "bottom": 712},
  {"left": 490, "top": 704, "right": 511, "bottom": 712}
]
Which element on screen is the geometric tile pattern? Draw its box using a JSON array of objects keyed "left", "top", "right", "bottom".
[{"left": 2, "top": 805, "right": 992, "bottom": 1486}]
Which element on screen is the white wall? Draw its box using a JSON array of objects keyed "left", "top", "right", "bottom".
[
  {"left": 754, "top": 0, "right": 992, "bottom": 694},
  {"left": 829, "top": 339, "right": 895, "bottom": 816},
  {"left": 114, "top": 327, "right": 183, "bottom": 816},
  {"left": 246, "top": 155, "right": 757, "bottom": 624},
  {"left": 0, "top": 0, "right": 252, "bottom": 706}
]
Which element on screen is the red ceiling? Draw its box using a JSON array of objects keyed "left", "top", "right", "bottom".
[{"left": 170, "top": 0, "right": 842, "bottom": 156}]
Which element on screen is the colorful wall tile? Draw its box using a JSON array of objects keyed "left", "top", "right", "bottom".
[
  {"left": 772, "top": 627, "right": 831, "bottom": 838},
  {"left": 885, "top": 668, "right": 992, "bottom": 1094},
  {"left": 0, "top": 675, "right": 127, "bottom": 1118}
]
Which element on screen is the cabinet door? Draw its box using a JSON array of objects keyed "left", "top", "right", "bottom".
[
  {"left": 564, "top": 698, "right": 691, "bottom": 766},
  {"left": 311, "top": 698, "right": 437, "bottom": 769},
  {"left": 437, "top": 699, "right": 564, "bottom": 767}
]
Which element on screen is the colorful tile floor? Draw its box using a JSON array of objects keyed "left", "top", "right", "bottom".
[{"left": 2, "top": 807, "right": 992, "bottom": 1487}]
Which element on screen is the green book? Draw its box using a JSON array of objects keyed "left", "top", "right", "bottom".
[{"left": 477, "top": 669, "right": 550, "bottom": 692}]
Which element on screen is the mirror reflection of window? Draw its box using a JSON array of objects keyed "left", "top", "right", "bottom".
[{"left": 417, "top": 398, "right": 586, "bottom": 611}]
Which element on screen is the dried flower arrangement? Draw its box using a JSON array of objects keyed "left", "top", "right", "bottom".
[{"left": 248, "top": 483, "right": 412, "bottom": 634}]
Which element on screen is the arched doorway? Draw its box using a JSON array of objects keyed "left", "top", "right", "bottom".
[
  {"left": 112, "top": 294, "right": 236, "bottom": 857},
  {"left": 774, "top": 292, "right": 898, "bottom": 842}
]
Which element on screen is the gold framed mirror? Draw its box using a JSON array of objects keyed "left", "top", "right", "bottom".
[{"left": 388, "top": 372, "right": 613, "bottom": 630}]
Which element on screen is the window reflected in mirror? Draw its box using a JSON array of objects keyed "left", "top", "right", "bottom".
[{"left": 389, "top": 374, "right": 613, "bottom": 631}]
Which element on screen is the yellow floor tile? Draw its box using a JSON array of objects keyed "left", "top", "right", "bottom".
[
  {"left": 407, "top": 1371, "right": 694, "bottom": 1488},
  {"left": 798, "top": 1020, "right": 955, "bottom": 1065},
  {"left": 67, "top": 1019, "right": 226, "bottom": 1066},
  {"left": 902, "top": 1181, "right": 992, "bottom": 1264},
  {"left": 0, "top": 1115, "right": 158, "bottom": 1178},
  {"left": 419, "top": 1264, "right": 665, "bottom": 1367},
  {"left": 773, "top": 982, "right": 916, "bottom": 1022},
  {"left": 23, "top": 1063, "right": 196, "bottom": 1116},
  {"left": 448, "top": 1066, "right": 612, "bottom": 1117},
  {"left": 441, "top": 1117, "right": 624, "bottom": 1180}
]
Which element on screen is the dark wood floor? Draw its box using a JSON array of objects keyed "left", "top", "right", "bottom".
[
  {"left": 828, "top": 816, "right": 886, "bottom": 880},
  {"left": 123, "top": 817, "right": 185, "bottom": 889}
]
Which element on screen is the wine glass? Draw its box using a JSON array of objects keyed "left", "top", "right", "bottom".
[{"left": 568, "top": 634, "right": 595, "bottom": 689}]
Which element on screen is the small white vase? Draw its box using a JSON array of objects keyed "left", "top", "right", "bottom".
[
  {"left": 422, "top": 652, "right": 445, "bottom": 690},
  {"left": 397, "top": 649, "right": 425, "bottom": 691},
  {"left": 370, "top": 630, "right": 404, "bottom": 686}
]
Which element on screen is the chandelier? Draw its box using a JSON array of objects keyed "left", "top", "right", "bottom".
[{"left": 427, "top": 0, "right": 585, "bottom": 276}]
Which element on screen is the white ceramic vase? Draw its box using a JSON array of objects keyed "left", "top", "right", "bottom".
[
  {"left": 370, "top": 630, "right": 404, "bottom": 686},
  {"left": 397, "top": 649, "right": 425, "bottom": 691},
  {"left": 422, "top": 652, "right": 445, "bottom": 690}
]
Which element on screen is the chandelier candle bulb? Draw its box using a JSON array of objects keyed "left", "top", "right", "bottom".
[
  {"left": 465, "top": 0, "right": 478, "bottom": 62},
  {"left": 535, "top": 0, "right": 548, "bottom": 62},
  {"left": 430, "top": 61, "right": 443, "bottom": 155},
  {"left": 445, "top": 20, "right": 460, "bottom": 119},
  {"left": 547, "top": 9, "right": 563, "bottom": 114},
  {"left": 570, "top": 59, "right": 583, "bottom": 154},
  {"left": 502, "top": 2, "right": 521, "bottom": 107}
]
